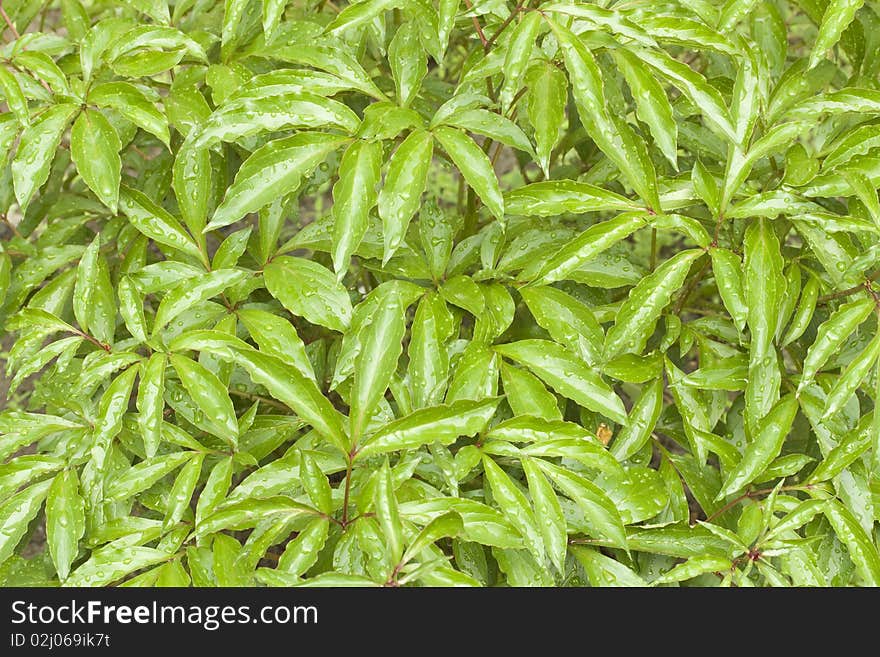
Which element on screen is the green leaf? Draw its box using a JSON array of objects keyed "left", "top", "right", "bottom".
[
  {"left": 389, "top": 23, "right": 426, "bottom": 108},
  {"left": 326, "top": 0, "right": 403, "bottom": 34},
  {"left": 444, "top": 109, "right": 532, "bottom": 155},
  {"left": 527, "top": 212, "right": 648, "bottom": 286},
  {"left": 264, "top": 256, "right": 352, "bottom": 333},
  {"left": 196, "top": 496, "right": 316, "bottom": 538},
  {"left": 604, "top": 249, "right": 702, "bottom": 360},
  {"left": 269, "top": 40, "right": 385, "bottom": 101},
  {"left": 551, "top": 21, "right": 659, "bottom": 210},
  {"left": 610, "top": 378, "right": 663, "bottom": 461},
  {"left": 119, "top": 187, "right": 203, "bottom": 260},
  {"left": 11, "top": 103, "right": 77, "bottom": 211},
  {"left": 350, "top": 287, "right": 407, "bottom": 441},
  {"left": 0, "top": 67, "right": 29, "bottom": 126},
  {"left": 524, "top": 61, "right": 567, "bottom": 176},
  {"left": 798, "top": 297, "right": 875, "bottom": 393},
  {"left": 636, "top": 46, "right": 735, "bottom": 142},
  {"left": 357, "top": 398, "right": 499, "bottom": 459},
  {"left": 822, "top": 331, "right": 880, "bottom": 419},
  {"left": 170, "top": 354, "right": 239, "bottom": 445},
  {"left": 522, "top": 458, "right": 566, "bottom": 573},
  {"left": 495, "top": 339, "right": 627, "bottom": 424},
  {"left": 0, "top": 480, "right": 52, "bottom": 565},
  {"left": 612, "top": 48, "right": 678, "bottom": 168},
  {"left": 88, "top": 82, "right": 170, "bottom": 144},
  {"left": 169, "top": 331, "right": 349, "bottom": 455},
  {"left": 164, "top": 453, "right": 203, "bottom": 530},
  {"left": 482, "top": 456, "right": 544, "bottom": 564},
  {"left": 105, "top": 451, "right": 192, "bottom": 501},
  {"left": 572, "top": 546, "right": 646, "bottom": 586},
  {"left": 70, "top": 109, "right": 121, "bottom": 212},
  {"left": 136, "top": 353, "right": 166, "bottom": 458},
  {"left": 195, "top": 456, "right": 233, "bottom": 527},
  {"left": 744, "top": 219, "right": 785, "bottom": 425},
  {"left": 808, "top": 419, "right": 873, "bottom": 483},
  {"left": 824, "top": 499, "right": 880, "bottom": 586},
  {"left": 209, "top": 132, "right": 348, "bottom": 231},
  {"left": 172, "top": 140, "right": 211, "bottom": 235},
  {"left": 276, "top": 517, "right": 330, "bottom": 576},
  {"left": 237, "top": 308, "right": 314, "bottom": 381},
  {"left": 782, "top": 274, "right": 820, "bottom": 346},
  {"left": 375, "top": 461, "right": 404, "bottom": 565},
  {"left": 717, "top": 395, "right": 799, "bottom": 498},
  {"left": 810, "top": 0, "right": 865, "bottom": 68},
  {"left": 377, "top": 129, "right": 433, "bottom": 261},
  {"left": 91, "top": 365, "right": 140, "bottom": 475},
  {"left": 499, "top": 11, "right": 542, "bottom": 112},
  {"left": 598, "top": 465, "right": 668, "bottom": 524},
  {"left": 520, "top": 286, "right": 603, "bottom": 364},
  {"left": 45, "top": 470, "right": 85, "bottom": 581},
  {"left": 653, "top": 556, "right": 732, "bottom": 584},
  {"left": 535, "top": 459, "right": 627, "bottom": 550},
  {"left": 504, "top": 180, "right": 638, "bottom": 217},
  {"left": 500, "top": 362, "right": 561, "bottom": 422},
  {"left": 118, "top": 277, "right": 148, "bottom": 344},
  {"left": 300, "top": 452, "right": 333, "bottom": 514},
  {"left": 195, "top": 94, "right": 359, "bottom": 149},
  {"left": 408, "top": 292, "right": 453, "bottom": 410},
  {"left": 433, "top": 126, "right": 504, "bottom": 222},
  {"left": 65, "top": 545, "right": 170, "bottom": 587},
  {"left": 331, "top": 140, "right": 382, "bottom": 277},
  {"left": 153, "top": 268, "right": 248, "bottom": 334},
  {"left": 73, "top": 236, "right": 116, "bottom": 345},
  {"left": 402, "top": 513, "right": 463, "bottom": 564}
]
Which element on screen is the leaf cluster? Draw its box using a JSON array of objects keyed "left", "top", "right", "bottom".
[{"left": 1, "top": 0, "right": 880, "bottom": 587}]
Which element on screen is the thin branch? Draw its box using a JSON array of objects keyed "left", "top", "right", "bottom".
[
  {"left": 462, "top": 0, "right": 489, "bottom": 47},
  {"left": 673, "top": 256, "right": 710, "bottom": 315},
  {"left": 228, "top": 389, "right": 290, "bottom": 411},
  {"left": 341, "top": 456, "right": 354, "bottom": 527},
  {"left": 705, "top": 484, "right": 815, "bottom": 524},
  {"left": 817, "top": 271, "right": 880, "bottom": 304},
  {"left": 0, "top": 2, "right": 20, "bottom": 39},
  {"left": 484, "top": 3, "right": 528, "bottom": 52},
  {"left": 72, "top": 328, "right": 111, "bottom": 353},
  {"left": 649, "top": 228, "right": 657, "bottom": 271}
]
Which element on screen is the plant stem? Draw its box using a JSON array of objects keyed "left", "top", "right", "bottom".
[
  {"left": 462, "top": 0, "right": 488, "bottom": 47},
  {"left": 341, "top": 457, "right": 354, "bottom": 527},
  {"left": 817, "top": 271, "right": 880, "bottom": 304},
  {"left": 705, "top": 484, "right": 815, "bottom": 523},
  {"left": 73, "top": 329, "right": 111, "bottom": 352},
  {"left": 673, "top": 256, "right": 710, "bottom": 314},
  {"left": 228, "top": 389, "right": 289, "bottom": 411},
  {"left": 0, "top": 3, "right": 20, "bottom": 39},
  {"left": 484, "top": 3, "right": 527, "bottom": 52}
]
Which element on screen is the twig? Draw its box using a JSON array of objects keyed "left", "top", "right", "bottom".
[
  {"left": 228, "top": 389, "right": 290, "bottom": 411},
  {"left": 705, "top": 484, "right": 815, "bottom": 524},
  {"left": 817, "top": 271, "right": 880, "bottom": 304},
  {"left": 673, "top": 256, "right": 710, "bottom": 314},
  {"left": 72, "top": 328, "right": 111, "bottom": 353},
  {"left": 341, "top": 455, "right": 354, "bottom": 527},
  {"left": 0, "top": 2, "right": 20, "bottom": 39},
  {"left": 712, "top": 213, "right": 725, "bottom": 246},
  {"left": 484, "top": 3, "right": 528, "bottom": 52},
  {"left": 462, "top": 0, "right": 489, "bottom": 47}
]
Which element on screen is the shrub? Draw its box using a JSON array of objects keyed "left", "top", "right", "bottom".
[{"left": 1, "top": 0, "right": 880, "bottom": 588}]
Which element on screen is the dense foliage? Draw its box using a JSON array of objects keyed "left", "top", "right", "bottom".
[{"left": 1, "top": 0, "right": 880, "bottom": 587}]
